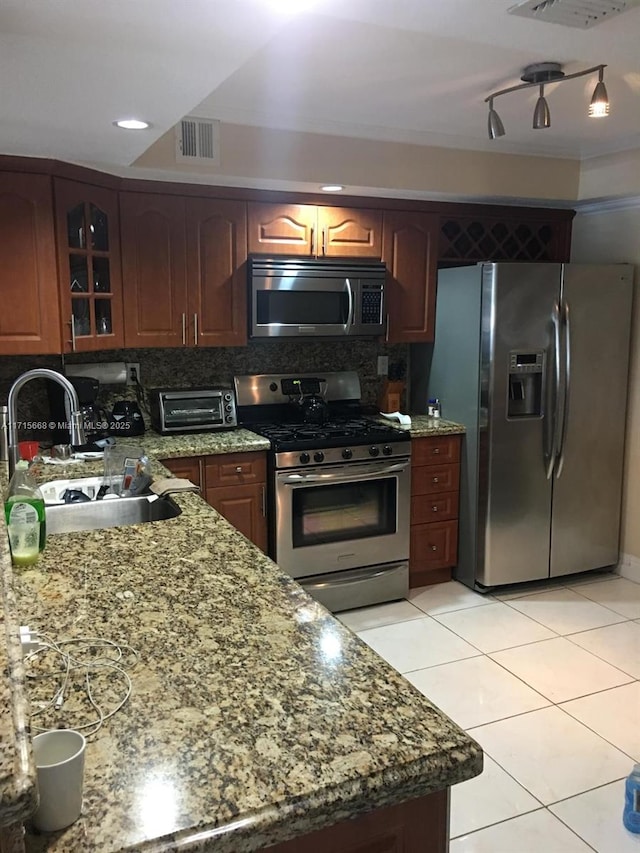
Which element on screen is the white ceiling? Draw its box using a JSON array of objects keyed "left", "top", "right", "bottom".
[{"left": 1, "top": 0, "right": 639, "bottom": 175}]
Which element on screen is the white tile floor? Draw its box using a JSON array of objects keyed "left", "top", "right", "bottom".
[{"left": 338, "top": 573, "right": 640, "bottom": 852}]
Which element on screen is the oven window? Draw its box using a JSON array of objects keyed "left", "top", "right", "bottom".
[
  {"left": 256, "top": 290, "right": 349, "bottom": 326},
  {"left": 292, "top": 477, "right": 397, "bottom": 548},
  {"left": 164, "top": 396, "right": 222, "bottom": 426}
]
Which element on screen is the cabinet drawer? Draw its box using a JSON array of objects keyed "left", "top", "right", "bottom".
[
  {"left": 412, "top": 435, "right": 461, "bottom": 466},
  {"left": 160, "top": 455, "right": 202, "bottom": 488},
  {"left": 412, "top": 463, "right": 460, "bottom": 496},
  {"left": 411, "top": 491, "right": 458, "bottom": 525},
  {"left": 410, "top": 520, "right": 458, "bottom": 571},
  {"left": 204, "top": 451, "right": 266, "bottom": 487}
]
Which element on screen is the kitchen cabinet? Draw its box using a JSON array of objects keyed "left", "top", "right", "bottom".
[
  {"left": 383, "top": 210, "right": 439, "bottom": 343},
  {"left": 410, "top": 435, "right": 461, "bottom": 587},
  {"left": 121, "top": 193, "right": 247, "bottom": 348},
  {"left": 161, "top": 451, "right": 268, "bottom": 552},
  {"left": 0, "top": 172, "right": 61, "bottom": 355},
  {"left": 54, "top": 178, "right": 124, "bottom": 352},
  {"left": 248, "top": 202, "right": 382, "bottom": 258}
]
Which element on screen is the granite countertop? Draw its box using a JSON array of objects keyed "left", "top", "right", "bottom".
[
  {"left": 0, "top": 431, "right": 480, "bottom": 852},
  {"left": 375, "top": 415, "right": 466, "bottom": 438}
]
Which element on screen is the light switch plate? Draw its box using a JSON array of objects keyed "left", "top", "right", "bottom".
[{"left": 377, "top": 356, "right": 389, "bottom": 376}]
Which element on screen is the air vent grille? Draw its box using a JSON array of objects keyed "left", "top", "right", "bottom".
[
  {"left": 176, "top": 117, "right": 220, "bottom": 164},
  {"left": 508, "top": 0, "right": 638, "bottom": 28}
]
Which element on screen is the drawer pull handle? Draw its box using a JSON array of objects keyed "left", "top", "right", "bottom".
[
  {"left": 432, "top": 506, "right": 439, "bottom": 512},
  {"left": 431, "top": 545, "right": 438, "bottom": 551},
  {"left": 433, "top": 448, "right": 440, "bottom": 454},
  {"left": 432, "top": 477, "right": 439, "bottom": 483},
  {"left": 235, "top": 466, "right": 243, "bottom": 473}
]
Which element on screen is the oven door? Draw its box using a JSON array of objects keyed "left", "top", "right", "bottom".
[{"left": 274, "top": 459, "right": 410, "bottom": 577}]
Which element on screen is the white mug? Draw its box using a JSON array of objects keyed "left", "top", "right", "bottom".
[{"left": 32, "top": 729, "right": 86, "bottom": 832}]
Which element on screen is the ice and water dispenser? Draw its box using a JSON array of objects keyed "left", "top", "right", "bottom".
[{"left": 507, "top": 351, "right": 544, "bottom": 418}]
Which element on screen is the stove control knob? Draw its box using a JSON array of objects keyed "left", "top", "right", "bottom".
[
  {"left": 225, "top": 415, "right": 234, "bottom": 423},
  {"left": 300, "top": 452, "right": 310, "bottom": 464},
  {"left": 269, "top": 382, "right": 278, "bottom": 392},
  {"left": 342, "top": 448, "right": 353, "bottom": 460},
  {"left": 225, "top": 404, "right": 233, "bottom": 412},
  {"left": 369, "top": 446, "right": 380, "bottom": 457},
  {"left": 314, "top": 451, "right": 325, "bottom": 463},
  {"left": 224, "top": 393, "right": 232, "bottom": 401},
  {"left": 382, "top": 445, "right": 393, "bottom": 456}
]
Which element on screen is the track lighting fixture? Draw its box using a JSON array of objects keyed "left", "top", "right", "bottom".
[{"left": 485, "top": 62, "right": 609, "bottom": 139}]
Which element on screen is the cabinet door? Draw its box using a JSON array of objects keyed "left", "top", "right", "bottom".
[
  {"left": 383, "top": 211, "right": 439, "bottom": 343},
  {"left": 0, "top": 172, "right": 61, "bottom": 355},
  {"left": 318, "top": 207, "right": 382, "bottom": 258},
  {"left": 160, "top": 456, "right": 202, "bottom": 488},
  {"left": 120, "top": 193, "right": 188, "bottom": 347},
  {"left": 206, "top": 484, "right": 268, "bottom": 552},
  {"left": 247, "top": 203, "right": 316, "bottom": 256},
  {"left": 54, "top": 179, "right": 124, "bottom": 353},
  {"left": 186, "top": 198, "right": 247, "bottom": 347}
]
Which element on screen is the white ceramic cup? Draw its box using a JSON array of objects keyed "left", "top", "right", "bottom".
[{"left": 32, "top": 729, "right": 86, "bottom": 832}]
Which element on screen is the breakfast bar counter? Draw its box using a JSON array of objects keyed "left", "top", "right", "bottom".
[{"left": 0, "top": 438, "right": 481, "bottom": 853}]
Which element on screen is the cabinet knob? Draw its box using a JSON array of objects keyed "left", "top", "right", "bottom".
[
  {"left": 235, "top": 466, "right": 243, "bottom": 473},
  {"left": 432, "top": 506, "right": 439, "bottom": 512},
  {"left": 431, "top": 545, "right": 438, "bottom": 551},
  {"left": 433, "top": 477, "right": 439, "bottom": 483},
  {"left": 432, "top": 447, "right": 440, "bottom": 454}
]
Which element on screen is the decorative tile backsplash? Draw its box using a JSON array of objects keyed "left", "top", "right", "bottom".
[{"left": 0, "top": 340, "right": 408, "bottom": 441}]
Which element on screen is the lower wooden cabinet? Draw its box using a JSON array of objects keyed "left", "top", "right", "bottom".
[
  {"left": 160, "top": 451, "right": 268, "bottom": 552},
  {"left": 410, "top": 435, "right": 462, "bottom": 587}
]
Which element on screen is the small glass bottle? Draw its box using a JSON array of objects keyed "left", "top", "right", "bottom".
[{"left": 623, "top": 763, "right": 640, "bottom": 833}]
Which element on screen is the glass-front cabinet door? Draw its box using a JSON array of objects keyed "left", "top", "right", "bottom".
[{"left": 54, "top": 179, "right": 124, "bottom": 351}]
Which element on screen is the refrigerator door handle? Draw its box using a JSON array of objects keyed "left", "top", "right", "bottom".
[
  {"left": 555, "top": 299, "right": 571, "bottom": 478},
  {"left": 545, "top": 301, "right": 561, "bottom": 480}
]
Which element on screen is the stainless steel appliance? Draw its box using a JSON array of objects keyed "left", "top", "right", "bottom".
[
  {"left": 235, "top": 372, "right": 411, "bottom": 611},
  {"left": 47, "top": 375, "right": 110, "bottom": 451},
  {"left": 249, "top": 257, "right": 386, "bottom": 339},
  {"left": 411, "top": 262, "right": 633, "bottom": 591},
  {"left": 150, "top": 388, "right": 237, "bottom": 434}
]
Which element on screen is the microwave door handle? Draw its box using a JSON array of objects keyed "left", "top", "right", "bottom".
[
  {"left": 281, "top": 462, "right": 408, "bottom": 484},
  {"left": 344, "top": 278, "right": 355, "bottom": 331}
]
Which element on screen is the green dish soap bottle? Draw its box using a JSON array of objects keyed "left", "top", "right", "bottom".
[{"left": 4, "top": 460, "right": 46, "bottom": 567}]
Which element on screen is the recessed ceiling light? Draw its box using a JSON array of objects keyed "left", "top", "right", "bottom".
[
  {"left": 321, "top": 184, "right": 344, "bottom": 192},
  {"left": 113, "top": 119, "right": 150, "bottom": 130}
]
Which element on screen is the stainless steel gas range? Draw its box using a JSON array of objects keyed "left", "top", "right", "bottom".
[{"left": 234, "top": 372, "right": 411, "bottom": 612}]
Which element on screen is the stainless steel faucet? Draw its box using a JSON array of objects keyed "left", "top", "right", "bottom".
[{"left": 6, "top": 369, "right": 86, "bottom": 478}]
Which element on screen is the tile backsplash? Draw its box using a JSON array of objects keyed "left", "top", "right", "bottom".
[{"left": 0, "top": 340, "right": 408, "bottom": 441}]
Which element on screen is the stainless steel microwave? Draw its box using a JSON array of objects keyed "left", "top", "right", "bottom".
[
  {"left": 249, "top": 257, "right": 387, "bottom": 339},
  {"left": 150, "top": 388, "right": 237, "bottom": 434}
]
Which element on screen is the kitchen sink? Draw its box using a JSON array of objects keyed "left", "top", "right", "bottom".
[{"left": 46, "top": 494, "right": 181, "bottom": 534}]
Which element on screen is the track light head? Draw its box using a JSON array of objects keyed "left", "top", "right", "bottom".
[
  {"left": 487, "top": 98, "right": 506, "bottom": 139},
  {"left": 589, "top": 67, "right": 609, "bottom": 117},
  {"left": 533, "top": 85, "right": 551, "bottom": 129}
]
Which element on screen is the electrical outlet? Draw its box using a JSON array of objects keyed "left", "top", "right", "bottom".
[
  {"left": 126, "top": 363, "right": 141, "bottom": 385},
  {"left": 377, "top": 356, "right": 389, "bottom": 376}
]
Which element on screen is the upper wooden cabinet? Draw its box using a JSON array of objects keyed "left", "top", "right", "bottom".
[
  {"left": 0, "top": 172, "right": 61, "bottom": 355},
  {"left": 383, "top": 211, "right": 439, "bottom": 344},
  {"left": 186, "top": 198, "right": 247, "bottom": 347},
  {"left": 54, "top": 179, "right": 124, "bottom": 353},
  {"left": 248, "top": 202, "right": 382, "bottom": 258},
  {"left": 121, "top": 193, "right": 247, "bottom": 348}
]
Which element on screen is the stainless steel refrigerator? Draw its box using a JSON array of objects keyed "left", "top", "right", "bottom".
[{"left": 411, "top": 263, "right": 633, "bottom": 590}]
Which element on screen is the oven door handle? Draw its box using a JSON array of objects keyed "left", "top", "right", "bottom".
[{"left": 279, "top": 462, "right": 409, "bottom": 484}]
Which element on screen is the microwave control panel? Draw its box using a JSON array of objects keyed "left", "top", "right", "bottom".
[{"left": 360, "top": 283, "right": 384, "bottom": 326}]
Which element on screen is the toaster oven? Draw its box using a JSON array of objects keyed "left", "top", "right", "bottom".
[{"left": 150, "top": 389, "right": 237, "bottom": 434}]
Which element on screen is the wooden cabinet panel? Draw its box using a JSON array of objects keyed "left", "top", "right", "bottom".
[
  {"left": 383, "top": 211, "right": 439, "bottom": 343},
  {"left": 248, "top": 203, "right": 315, "bottom": 255},
  {"left": 319, "top": 207, "right": 382, "bottom": 257},
  {"left": 160, "top": 456, "right": 202, "bottom": 488},
  {"left": 411, "top": 491, "right": 458, "bottom": 525},
  {"left": 412, "top": 435, "right": 460, "bottom": 466},
  {"left": 265, "top": 789, "right": 448, "bottom": 853},
  {"left": 411, "top": 520, "right": 458, "bottom": 573},
  {"left": 206, "top": 483, "right": 268, "bottom": 552},
  {"left": 120, "top": 193, "right": 188, "bottom": 347},
  {"left": 0, "top": 172, "right": 61, "bottom": 355},
  {"left": 204, "top": 451, "right": 266, "bottom": 487},
  {"left": 412, "top": 463, "right": 460, "bottom": 496},
  {"left": 54, "top": 178, "right": 124, "bottom": 352},
  {"left": 186, "top": 198, "right": 247, "bottom": 346}
]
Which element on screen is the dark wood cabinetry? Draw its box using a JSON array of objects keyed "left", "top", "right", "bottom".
[
  {"left": 383, "top": 211, "right": 439, "bottom": 343},
  {"left": 410, "top": 435, "right": 461, "bottom": 587},
  {"left": 121, "top": 193, "right": 247, "bottom": 348},
  {"left": 161, "top": 451, "right": 267, "bottom": 552},
  {"left": 0, "top": 172, "right": 61, "bottom": 355},
  {"left": 54, "top": 178, "right": 124, "bottom": 352},
  {"left": 248, "top": 202, "right": 382, "bottom": 258}
]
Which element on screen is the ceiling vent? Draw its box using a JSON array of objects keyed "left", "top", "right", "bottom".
[
  {"left": 175, "top": 117, "right": 220, "bottom": 165},
  {"left": 508, "top": 0, "right": 638, "bottom": 28}
]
